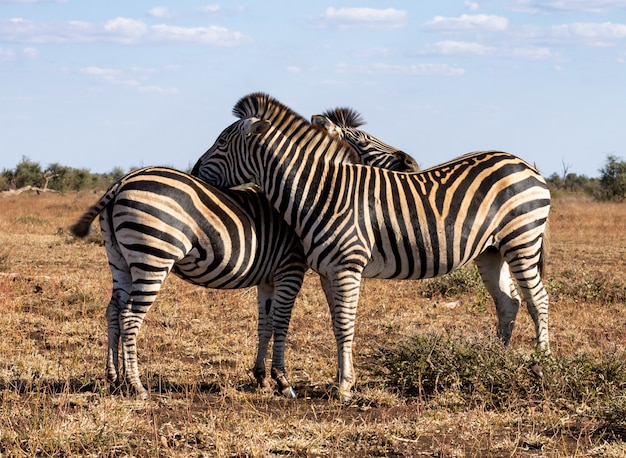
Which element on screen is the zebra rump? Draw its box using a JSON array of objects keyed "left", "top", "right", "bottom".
[{"left": 71, "top": 166, "right": 306, "bottom": 399}]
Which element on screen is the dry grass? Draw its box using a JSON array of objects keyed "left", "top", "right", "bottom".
[{"left": 0, "top": 190, "right": 625, "bottom": 457}]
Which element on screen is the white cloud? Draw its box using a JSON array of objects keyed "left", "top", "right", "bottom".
[
  {"left": 465, "top": 1, "right": 480, "bottom": 11},
  {"left": 423, "top": 40, "right": 494, "bottom": 56},
  {"left": 511, "top": 0, "right": 626, "bottom": 14},
  {"left": 421, "top": 40, "right": 552, "bottom": 59},
  {"left": 151, "top": 24, "right": 247, "bottom": 46},
  {"left": 147, "top": 7, "right": 175, "bottom": 19},
  {"left": 21, "top": 46, "right": 40, "bottom": 59},
  {"left": 80, "top": 66, "right": 178, "bottom": 94},
  {"left": 423, "top": 14, "right": 509, "bottom": 32},
  {"left": 199, "top": 4, "right": 220, "bottom": 13},
  {"left": 104, "top": 17, "right": 149, "bottom": 43},
  {"left": 0, "top": 45, "right": 40, "bottom": 61},
  {"left": 551, "top": 21, "right": 626, "bottom": 44},
  {"left": 80, "top": 66, "right": 121, "bottom": 77},
  {"left": 515, "top": 21, "right": 626, "bottom": 46},
  {"left": 319, "top": 7, "right": 408, "bottom": 29},
  {"left": 286, "top": 66, "right": 301, "bottom": 73},
  {"left": 0, "top": 17, "right": 250, "bottom": 47},
  {"left": 509, "top": 46, "right": 553, "bottom": 59},
  {"left": 336, "top": 62, "right": 465, "bottom": 76}
]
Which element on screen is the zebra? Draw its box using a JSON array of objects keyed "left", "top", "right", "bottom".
[
  {"left": 311, "top": 108, "right": 419, "bottom": 172},
  {"left": 70, "top": 117, "right": 413, "bottom": 399},
  {"left": 71, "top": 166, "right": 305, "bottom": 399},
  {"left": 191, "top": 92, "right": 551, "bottom": 401}
]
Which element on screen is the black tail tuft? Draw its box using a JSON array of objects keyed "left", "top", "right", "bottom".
[{"left": 70, "top": 218, "right": 91, "bottom": 238}]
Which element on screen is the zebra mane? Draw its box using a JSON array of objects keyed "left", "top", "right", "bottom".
[
  {"left": 232, "top": 92, "right": 361, "bottom": 164},
  {"left": 233, "top": 92, "right": 307, "bottom": 124},
  {"left": 321, "top": 107, "right": 366, "bottom": 128}
]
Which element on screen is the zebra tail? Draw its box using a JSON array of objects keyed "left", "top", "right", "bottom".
[
  {"left": 538, "top": 229, "right": 548, "bottom": 278},
  {"left": 70, "top": 179, "right": 124, "bottom": 238}
]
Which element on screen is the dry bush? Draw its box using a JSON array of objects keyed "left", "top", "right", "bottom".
[{"left": 0, "top": 190, "right": 624, "bottom": 457}]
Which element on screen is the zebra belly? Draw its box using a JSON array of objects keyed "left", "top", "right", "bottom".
[
  {"left": 171, "top": 236, "right": 267, "bottom": 289},
  {"left": 360, "top": 230, "right": 484, "bottom": 280},
  {"left": 361, "top": 246, "right": 428, "bottom": 280}
]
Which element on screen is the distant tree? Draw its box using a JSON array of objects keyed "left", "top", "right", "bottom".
[
  {"left": 546, "top": 173, "right": 563, "bottom": 190},
  {"left": 0, "top": 159, "right": 127, "bottom": 192},
  {"left": 109, "top": 166, "right": 126, "bottom": 181},
  {"left": 545, "top": 171, "right": 599, "bottom": 196},
  {"left": 10, "top": 157, "right": 43, "bottom": 189},
  {"left": 47, "top": 163, "right": 71, "bottom": 191},
  {"left": 598, "top": 154, "right": 626, "bottom": 201}
]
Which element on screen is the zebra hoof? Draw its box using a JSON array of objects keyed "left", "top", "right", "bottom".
[
  {"left": 135, "top": 389, "right": 149, "bottom": 400},
  {"left": 281, "top": 386, "right": 297, "bottom": 399},
  {"left": 327, "top": 384, "right": 352, "bottom": 404}
]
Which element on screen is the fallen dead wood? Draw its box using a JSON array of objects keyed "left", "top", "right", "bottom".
[{"left": 1, "top": 186, "right": 62, "bottom": 196}]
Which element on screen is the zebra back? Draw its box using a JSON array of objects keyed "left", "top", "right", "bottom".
[{"left": 70, "top": 167, "right": 163, "bottom": 238}]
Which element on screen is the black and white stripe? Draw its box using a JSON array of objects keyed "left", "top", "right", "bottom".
[{"left": 191, "top": 92, "right": 551, "bottom": 401}]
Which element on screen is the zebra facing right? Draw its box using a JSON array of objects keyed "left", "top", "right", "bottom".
[
  {"left": 311, "top": 107, "right": 419, "bottom": 172},
  {"left": 192, "top": 92, "right": 552, "bottom": 401}
]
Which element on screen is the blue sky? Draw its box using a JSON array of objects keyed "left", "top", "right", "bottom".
[{"left": 1, "top": 1, "right": 626, "bottom": 178}]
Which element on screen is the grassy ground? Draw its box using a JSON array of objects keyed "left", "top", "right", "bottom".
[{"left": 0, "top": 190, "right": 624, "bottom": 457}]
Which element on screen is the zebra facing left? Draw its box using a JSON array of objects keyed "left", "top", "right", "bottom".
[{"left": 191, "top": 92, "right": 551, "bottom": 402}]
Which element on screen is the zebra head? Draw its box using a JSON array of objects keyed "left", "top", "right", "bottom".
[
  {"left": 311, "top": 107, "right": 419, "bottom": 172},
  {"left": 192, "top": 93, "right": 361, "bottom": 188},
  {"left": 191, "top": 116, "right": 271, "bottom": 188}
]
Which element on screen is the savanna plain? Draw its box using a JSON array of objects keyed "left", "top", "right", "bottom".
[{"left": 0, "top": 190, "right": 625, "bottom": 457}]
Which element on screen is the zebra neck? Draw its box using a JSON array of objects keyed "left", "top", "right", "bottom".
[{"left": 254, "top": 134, "right": 354, "bottom": 235}]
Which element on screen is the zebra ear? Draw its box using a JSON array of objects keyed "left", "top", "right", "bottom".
[
  {"left": 243, "top": 118, "right": 271, "bottom": 137},
  {"left": 311, "top": 114, "right": 342, "bottom": 138},
  {"left": 311, "top": 114, "right": 332, "bottom": 130}
]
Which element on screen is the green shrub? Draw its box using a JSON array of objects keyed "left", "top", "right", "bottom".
[
  {"left": 598, "top": 154, "right": 626, "bottom": 201},
  {"left": 377, "top": 332, "right": 626, "bottom": 423}
]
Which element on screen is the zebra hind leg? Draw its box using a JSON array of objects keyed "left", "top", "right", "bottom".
[
  {"left": 474, "top": 248, "right": 520, "bottom": 346},
  {"left": 105, "top": 296, "right": 126, "bottom": 392},
  {"left": 102, "top": 223, "right": 132, "bottom": 394},
  {"left": 119, "top": 276, "right": 169, "bottom": 400},
  {"left": 504, "top": 238, "right": 550, "bottom": 354},
  {"left": 253, "top": 283, "right": 273, "bottom": 393},
  {"left": 269, "top": 272, "right": 302, "bottom": 399}
]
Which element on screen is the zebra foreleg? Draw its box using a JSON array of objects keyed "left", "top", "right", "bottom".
[
  {"left": 321, "top": 273, "right": 361, "bottom": 402},
  {"left": 474, "top": 250, "right": 521, "bottom": 345}
]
